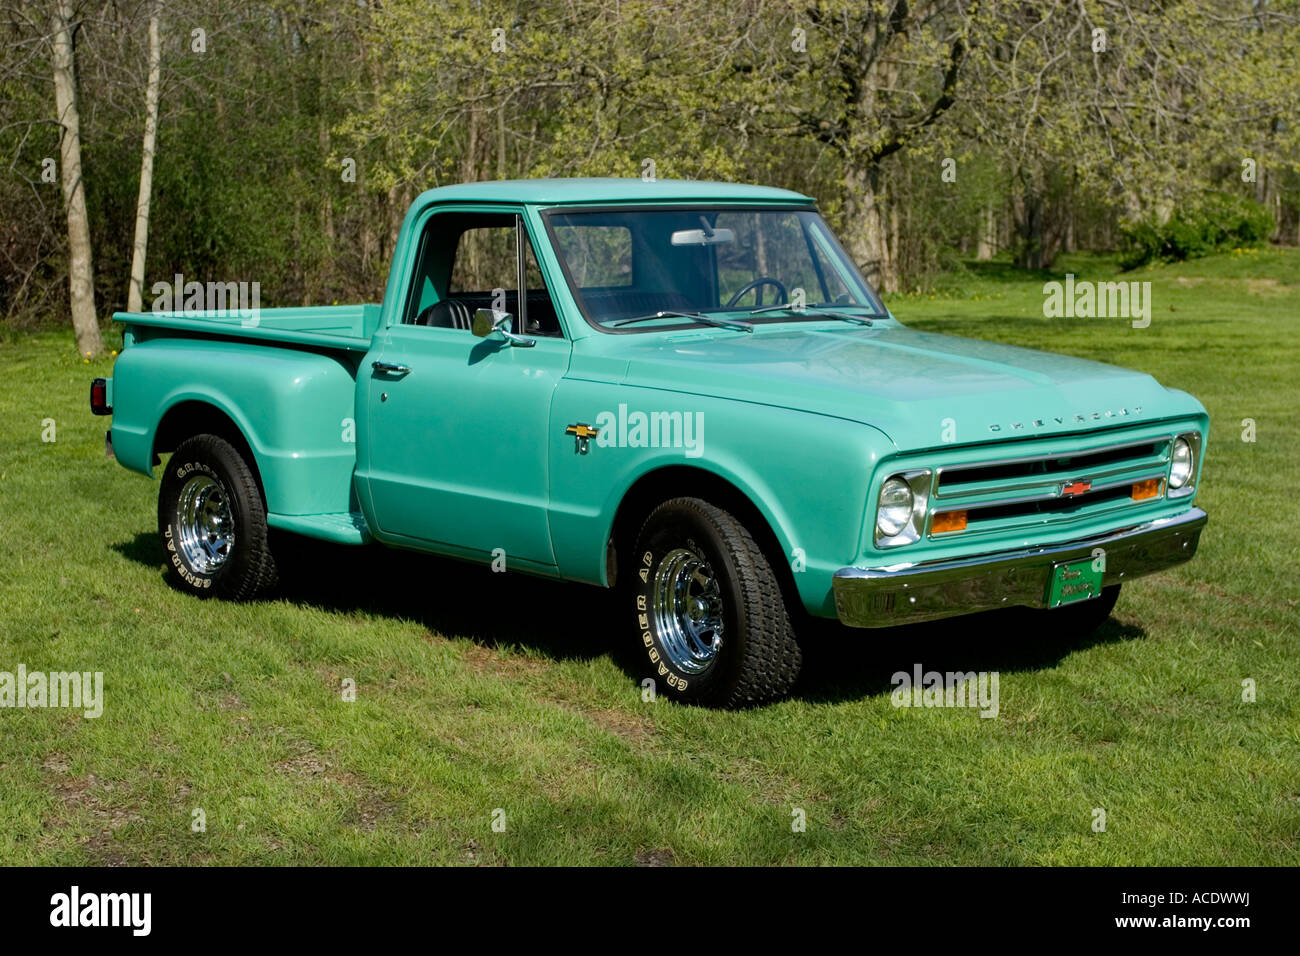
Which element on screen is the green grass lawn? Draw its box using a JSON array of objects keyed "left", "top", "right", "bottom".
[{"left": 1, "top": 249, "right": 1297, "bottom": 865}]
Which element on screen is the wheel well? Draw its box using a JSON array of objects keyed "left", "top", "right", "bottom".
[
  {"left": 153, "top": 401, "right": 266, "bottom": 501},
  {"left": 609, "top": 466, "right": 800, "bottom": 609}
]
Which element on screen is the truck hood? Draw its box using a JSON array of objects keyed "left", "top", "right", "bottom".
[{"left": 611, "top": 323, "right": 1187, "bottom": 447}]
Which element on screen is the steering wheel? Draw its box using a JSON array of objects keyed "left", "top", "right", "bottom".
[{"left": 725, "top": 276, "right": 788, "bottom": 309}]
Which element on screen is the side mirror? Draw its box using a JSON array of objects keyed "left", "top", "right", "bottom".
[
  {"left": 472, "top": 308, "right": 535, "bottom": 347},
  {"left": 472, "top": 307, "right": 507, "bottom": 338}
]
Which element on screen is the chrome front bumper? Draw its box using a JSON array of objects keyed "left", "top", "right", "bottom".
[{"left": 832, "top": 508, "right": 1208, "bottom": 628}]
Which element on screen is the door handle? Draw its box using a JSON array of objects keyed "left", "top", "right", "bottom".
[{"left": 371, "top": 361, "right": 411, "bottom": 375}]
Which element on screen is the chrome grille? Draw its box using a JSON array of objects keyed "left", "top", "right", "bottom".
[{"left": 929, "top": 435, "right": 1174, "bottom": 538}]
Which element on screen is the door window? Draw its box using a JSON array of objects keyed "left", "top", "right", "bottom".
[{"left": 405, "top": 211, "right": 562, "bottom": 337}]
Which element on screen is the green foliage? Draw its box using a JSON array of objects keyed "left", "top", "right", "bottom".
[
  {"left": 0, "top": 73, "right": 64, "bottom": 327},
  {"left": 3, "top": 0, "right": 1300, "bottom": 324},
  {"left": 1120, "top": 193, "right": 1277, "bottom": 268}
]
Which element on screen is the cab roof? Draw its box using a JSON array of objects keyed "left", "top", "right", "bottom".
[{"left": 414, "top": 177, "right": 814, "bottom": 207}]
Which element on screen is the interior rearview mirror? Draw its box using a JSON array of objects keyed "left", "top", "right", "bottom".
[{"left": 670, "top": 227, "right": 734, "bottom": 246}]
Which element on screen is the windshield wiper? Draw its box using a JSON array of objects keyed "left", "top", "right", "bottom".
[
  {"left": 747, "top": 303, "right": 877, "bottom": 326},
  {"left": 611, "top": 310, "right": 754, "bottom": 332}
]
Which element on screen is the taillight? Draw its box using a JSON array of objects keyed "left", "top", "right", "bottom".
[{"left": 90, "top": 378, "right": 112, "bottom": 415}]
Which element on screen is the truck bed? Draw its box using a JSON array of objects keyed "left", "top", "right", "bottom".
[
  {"left": 107, "top": 305, "right": 380, "bottom": 540},
  {"left": 113, "top": 304, "right": 382, "bottom": 352}
]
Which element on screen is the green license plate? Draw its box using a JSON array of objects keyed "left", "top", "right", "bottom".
[{"left": 1046, "top": 557, "right": 1104, "bottom": 607}]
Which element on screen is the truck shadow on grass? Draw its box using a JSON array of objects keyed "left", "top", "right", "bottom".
[
  {"left": 114, "top": 531, "right": 1145, "bottom": 705},
  {"left": 114, "top": 531, "right": 615, "bottom": 664},
  {"left": 794, "top": 610, "right": 1145, "bottom": 706}
]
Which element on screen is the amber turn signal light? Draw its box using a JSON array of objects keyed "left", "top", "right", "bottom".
[
  {"left": 931, "top": 510, "right": 968, "bottom": 533},
  {"left": 1131, "top": 478, "right": 1162, "bottom": 501}
]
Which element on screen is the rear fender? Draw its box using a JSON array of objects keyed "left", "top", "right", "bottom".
[{"left": 110, "top": 339, "right": 360, "bottom": 517}]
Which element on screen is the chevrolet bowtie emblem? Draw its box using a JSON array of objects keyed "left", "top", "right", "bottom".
[
  {"left": 1061, "top": 479, "right": 1091, "bottom": 497},
  {"left": 566, "top": 423, "right": 599, "bottom": 454}
]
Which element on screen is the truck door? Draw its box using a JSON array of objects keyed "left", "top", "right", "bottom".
[{"left": 360, "top": 209, "right": 571, "bottom": 568}]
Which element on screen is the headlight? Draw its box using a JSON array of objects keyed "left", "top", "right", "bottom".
[
  {"left": 874, "top": 470, "right": 930, "bottom": 547},
  {"left": 1167, "top": 431, "right": 1201, "bottom": 498},
  {"left": 876, "top": 477, "right": 913, "bottom": 538},
  {"left": 1169, "top": 437, "right": 1193, "bottom": 489}
]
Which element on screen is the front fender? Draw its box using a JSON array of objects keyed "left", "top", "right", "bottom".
[{"left": 546, "top": 379, "right": 894, "bottom": 616}]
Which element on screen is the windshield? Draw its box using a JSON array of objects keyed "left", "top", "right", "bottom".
[{"left": 544, "top": 207, "right": 886, "bottom": 329}]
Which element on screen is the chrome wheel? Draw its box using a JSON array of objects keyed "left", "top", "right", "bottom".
[
  {"left": 652, "top": 546, "right": 725, "bottom": 675},
  {"left": 176, "top": 474, "right": 234, "bottom": 573}
]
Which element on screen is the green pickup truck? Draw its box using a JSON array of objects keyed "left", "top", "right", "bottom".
[{"left": 91, "top": 178, "right": 1208, "bottom": 707}]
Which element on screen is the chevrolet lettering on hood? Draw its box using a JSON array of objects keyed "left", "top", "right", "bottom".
[{"left": 987, "top": 406, "right": 1143, "bottom": 433}]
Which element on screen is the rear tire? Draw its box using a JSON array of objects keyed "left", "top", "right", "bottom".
[
  {"left": 629, "top": 497, "right": 801, "bottom": 707},
  {"left": 158, "top": 434, "right": 277, "bottom": 600}
]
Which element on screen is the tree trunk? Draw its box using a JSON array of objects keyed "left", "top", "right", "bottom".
[
  {"left": 976, "top": 202, "right": 995, "bottom": 260},
  {"left": 51, "top": 0, "right": 102, "bottom": 355},
  {"left": 843, "top": 164, "right": 897, "bottom": 293},
  {"left": 1015, "top": 191, "right": 1042, "bottom": 270},
  {"left": 462, "top": 107, "right": 479, "bottom": 183},
  {"left": 127, "top": 5, "right": 162, "bottom": 313},
  {"left": 1013, "top": 176, "right": 1066, "bottom": 271},
  {"left": 385, "top": 182, "right": 409, "bottom": 262},
  {"left": 888, "top": 205, "right": 900, "bottom": 284},
  {"left": 319, "top": 116, "right": 335, "bottom": 245},
  {"left": 497, "top": 102, "right": 507, "bottom": 180},
  {"left": 319, "top": 115, "right": 335, "bottom": 300}
]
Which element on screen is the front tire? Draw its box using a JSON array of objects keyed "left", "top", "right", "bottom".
[
  {"left": 158, "top": 434, "right": 277, "bottom": 600},
  {"left": 629, "top": 497, "right": 801, "bottom": 707}
]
